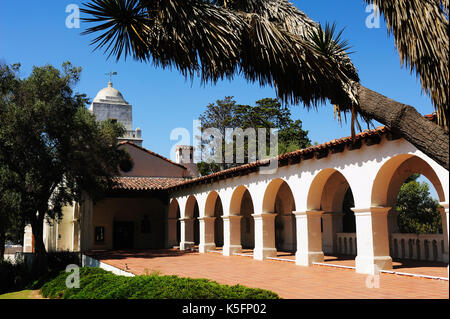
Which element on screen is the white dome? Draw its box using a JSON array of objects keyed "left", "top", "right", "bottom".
[{"left": 93, "top": 81, "right": 128, "bottom": 104}]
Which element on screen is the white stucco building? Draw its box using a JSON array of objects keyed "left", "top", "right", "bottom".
[{"left": 23, "top": 82, "right": 449, "bottom": 276}]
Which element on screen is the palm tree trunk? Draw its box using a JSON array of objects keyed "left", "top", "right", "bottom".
[{"left": 356, "top": 84, "right": 449, "bottom": 170}]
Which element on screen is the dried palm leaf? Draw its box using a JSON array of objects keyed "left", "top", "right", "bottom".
[{"left": 364, "top": 0, "right": 449, "bottom": 130}]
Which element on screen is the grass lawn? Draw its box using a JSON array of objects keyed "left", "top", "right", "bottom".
[{"left": 0, "top": 290, "right": 44, "bottom": 299}]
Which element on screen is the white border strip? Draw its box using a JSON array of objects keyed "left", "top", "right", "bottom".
[
  {"left": 207, "top": 250, "right": 223, "bottom": 254},
  {"left": 267, "top": 257, "right": 295, "bottom": 262},
  {"left": 312, "top": 261, "right": 448, "bottom": 281},
  {"left": 82, "top": 254, "right": 135, "bottom": 277},
  {"left": 312, "top": 262, "right": 356, "bottom": 270},
  {"left": 380, "top": 269, "right": 449, "bottom": 281},
  {"left": 232, "top": 253, "right": 254, "bottom": 257}
]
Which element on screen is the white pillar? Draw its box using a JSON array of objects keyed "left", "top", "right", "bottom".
[
  {"left": 438, "top": 202, "right": 449, "bottom": 263},
  {"left": 23, "top": 224, "right": 34, "bottom": 253},
  {"left": 295, "top": 211, "right": 324, "bottom": 266},
  {"left": 222, "top": 215, "right": 242, "bottom": 256},
  {"left": 199, "top": 216, "right": 216, "bottom": 253},
  {"left": 179, "top": 217, "right": 194, "bottom": 250},
  {"left": 353, "top": 207, "right": 393, "bottom": 275},
  {"left": 167, "top": 218, "right": 178, "bottom": 248},
  {"left": 322, "top": 212, "right": 343, "bottom": 254},
  {"left": 252, "top": 213, "right": 277, "bottom": 260}
]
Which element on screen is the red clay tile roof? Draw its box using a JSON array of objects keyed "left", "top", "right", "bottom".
[
  {"left": 118, "top": 141, "right": 187, "bottom": 170},
  {"left": 115, "top": 114, "right": 435, "bottom": 192},
  {"left": 166, "top": 125, "right": 393, "bottom": 190},
  {"left": 112, "top": 176, "right": 188, "bottom": 191},
  {"left": 424, "top": 113, "right": 437, "bottom": 122}
]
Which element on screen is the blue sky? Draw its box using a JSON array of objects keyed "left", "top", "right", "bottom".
[{"left": 0, "top": 0, "right": 439, "bottom": 197}]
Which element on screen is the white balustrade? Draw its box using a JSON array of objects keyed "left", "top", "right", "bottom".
[
  {"left": 390, "top": 233, "right": 445, "bottom": 262},
  {"left": 336, "top": 233, "right": 357, "bottom": 255}
]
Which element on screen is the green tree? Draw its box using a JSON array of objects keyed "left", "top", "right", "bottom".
[
  {"left": 0, "top": 62, "right": 131, "bottom": 274},
  {"left": 80, "top": 0, "right": 448, "bottom": 169},
  {"left": 196, "top": 96, "right": 311, "bottom": 175},
  {"left": 396, "top": 175, "right": 442, "bottom": 234},
  {"left": 0, "top": 180, "right": 22, "bottom": 260},
  {"left": 235, "top": 98, "right": 311, "bottom": 155}
]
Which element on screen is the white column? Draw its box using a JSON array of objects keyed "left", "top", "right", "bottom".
[
  {"left": 199, "top": 217, "right": 216, "bottom": 253},
  {"left": 295, "top": 211, "right": 324, "bottom": 266},
  {"left": 222, "top": 215, "right": 242, "bottom": 256},
  {"left": 23, "top": 224, "right": 34, "bottom": 253},
  {"left": 438, "top": 202, "right": 449, "bottom": 263},
  {"left": 353, "top": 207, "right": 393, "bottom": 275},
  {"left": 179, "top": 217, "right": 194, "bottom": 250},
  {"left": 322, "top": 212, "right": 343, "bottom": 254},
  {"left": 252, "top": 213, "right": 277, "bottom": 260},
  {"left": 167, "top": 218, "right": 178, "bottom": 248}
]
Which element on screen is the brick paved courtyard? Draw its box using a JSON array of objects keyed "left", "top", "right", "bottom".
[{"left": 85, "top": 249, "right": 449, "bottom": 299}]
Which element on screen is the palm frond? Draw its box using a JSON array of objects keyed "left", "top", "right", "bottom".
[
  {"left": 81, "top": 0, "right": 359, "bottom": 112},
  {"left": 81, "top": 0, "right": 151, "bottom": 60},
  {"left": 364, "top": 0, "right": 449, "bottom": 130},
  {"left": 308, "top": 21, "right": 366, "bottom": 139}
]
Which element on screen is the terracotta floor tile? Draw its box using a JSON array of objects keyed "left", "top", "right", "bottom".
[{"left": 85, "top": 249, "right": 449, "bottom": 299}]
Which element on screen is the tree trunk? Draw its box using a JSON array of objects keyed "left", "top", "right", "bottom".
[
  {"left": 0, "top": 224, "right": 5, "bottom": 261},
  {"left": 30, "top": 212, "right": 48, "bottom": 276},
  {"left": 357, "top": 84, "right": 449, "bottom": 170}
]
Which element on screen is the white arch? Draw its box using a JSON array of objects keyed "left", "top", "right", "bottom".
[
  {"left": 204, "top": 191, "right": 220, "bottom": 217},
  {"left": 262, "top": 178, "right": 296, "bottom": 214},
  {"left": 185, "top": 194, "right": 198, "bottom": 219},
  {"left": 371, "top": 154, "right": 446, "bottom": 207},
  {"left": 307, "top": 168, "right": 350, "bottom": 212},
  {"left": 168, "top": 198, "right": 180, "bottom": 219}
]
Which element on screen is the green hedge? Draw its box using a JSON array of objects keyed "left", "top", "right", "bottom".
[
  {"left": 0, "top": 259, "right": 30, "bottom": 294},
  {"left": 41, "top": 267, "right": 280, "bottom": 299}
]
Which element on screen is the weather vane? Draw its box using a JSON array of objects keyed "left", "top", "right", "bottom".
[{"left": 105, "top": 71, "right": 118, "bottom": 82}]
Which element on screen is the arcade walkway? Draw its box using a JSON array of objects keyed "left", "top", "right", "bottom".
[{"left": 85, "top": 249, "right": 449, "bottom": 299}]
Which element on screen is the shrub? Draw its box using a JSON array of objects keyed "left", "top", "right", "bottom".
[
  {"left": 0, "top": 258, "right": 30, "bottom": 294},
  {"left": 0, "top": 251, "right": 83, "bottom": 294},
  {"left": 46, "top": 251, "right": 82, "bottom": 272},
  {"left": 41, "top": 267, "right": 280, "bottom": 299}
]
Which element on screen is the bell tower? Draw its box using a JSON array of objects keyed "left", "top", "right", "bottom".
[{"left": 89, "top": 79, "right": 143, "bottom": 146}]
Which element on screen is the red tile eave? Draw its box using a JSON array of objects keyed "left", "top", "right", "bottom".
[{"left": 111, "top": 176, "right": 187, "bottom": 191}]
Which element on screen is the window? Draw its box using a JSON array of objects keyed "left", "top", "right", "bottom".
[
  {"left": 95, "top": 226, "right": 105, "bottom": 242},
  {"left": 110, "top": 119, "right": 118, "bottom": 124}
]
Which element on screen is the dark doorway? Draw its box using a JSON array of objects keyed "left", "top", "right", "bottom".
[
  {"left": 113, "top": 221, "right": 134, "bottom": 249},
  {"left": 193, "top": 202, "right": 200, "bottom": 245},
  {"left": 342, "top": 188, "right": 356, "bottom": 233}
]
